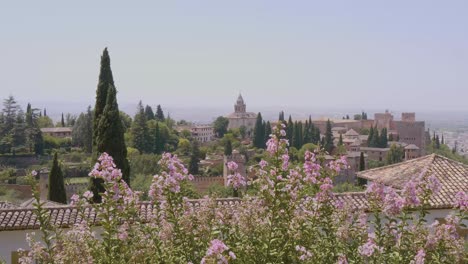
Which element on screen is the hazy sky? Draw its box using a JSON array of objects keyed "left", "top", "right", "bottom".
[{"left": 1, "top": 1, "right": 467, "bottom": 114}]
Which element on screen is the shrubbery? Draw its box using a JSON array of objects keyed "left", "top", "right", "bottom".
[{"left": 21, "top": 126, "right": 467, "bottom": 263}]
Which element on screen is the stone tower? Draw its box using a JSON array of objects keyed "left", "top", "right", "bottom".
[
  {"left": 223, "top": 150, "right": 246, "bottom": 186},
  {"left": 234, "top": 94, "right": 246, "bottom": 113}
]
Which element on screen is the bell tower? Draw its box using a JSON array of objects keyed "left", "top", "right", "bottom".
[{"left": 234, "top": 94, "right": 246, "bottom": 113}]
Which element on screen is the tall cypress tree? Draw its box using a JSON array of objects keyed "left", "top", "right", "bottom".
[
  {"left": 61, "top": 113, "right": 65, "bottom": 127},
  {"left": 324, "top": 119, "right": 334, "bottom": 153},
  {"left": 338, "top": 134, "right": 343, "bottom": 146},
  {"left": 131, "top": 101, "right": 150, "bottom": 153},
  {"left": 44, "top": 108, "right": 47, "bottom": 117},
  {"left": 91, "top": 84, "right": 130, "bottom": 202},
  {"left": 189, "top": 140, "right": 200, "bottom": 175},
  {"left": 380, "top": 128, "right": 388, "bottom": 148},
  {"left": 287, "top": 115, "right": 294, "bottom": 145},
  {"left": 370, "top": 128, "right": 380, "bottom": 147},
  {"left": 264, "top": 121, "right": 272, "bottom": 143},
  {"left": 224, "top": 139, "right": 233, "bottom": 156},
  {"left": 156, "top": 105, "right": 165, "bottom": 121},
  {"left": 279, "top": 111, "right": 285, "bottom": 122},
  {"left": 93, "top": 48, "right": 114, "bottom": 154},
  {"left": 154, "top": 122, "right": 164, "bottom": 154},
  {"left": 253, "top": 113, "right": 265, "bottom": 148},
  {"left": 48, "top": 152, "right": 67, "bottom": 204},
  {"left": 357, "top": 152, "right": 367, "bottom": 185},
  {"left": 144, "top": 105, "right": 155, "bottom": 120},
  {"left": 368, "top": 126, "right": 374, "bottom": 147}
]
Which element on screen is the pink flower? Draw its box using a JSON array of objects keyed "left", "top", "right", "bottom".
[
  {"left": 383, "top": 188, "right": 405, "bottom": 216},
  {"left": 31, "top": 170, "right": 38, "bottom": 176},
  {"left": 227, "top": 172, "right": 246, "bottom": 189},
  {"left": 206, "top": 239, "right": 228, "bottom": 256},
  {"left": 259, "top": 159, "right": 268, "bottom": 169},
  {"left": 83, "top": 191, "right": 93, "bottom": 200},
  {"left": 413, "top": 249, "right": 425, "bottom": 264},
  {"left": 453, "top": 191, "right": 467, "bottom": 211},
  {"left": 402, "top": 180, "right": 420, "bottom": 206},
  {"left": 358, "top": 238, "right": 382, "bottom": 257},
  {"left": 227, "top": 161, "right": 238, "bottom": 171}
]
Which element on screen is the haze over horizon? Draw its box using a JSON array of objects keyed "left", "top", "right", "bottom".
[{"left": 1, "top": 1, "right": 467, "bottom": 116}]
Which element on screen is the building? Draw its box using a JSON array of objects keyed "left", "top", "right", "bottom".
[
  {"left": 40, "top": 127, "right": 72, "bottom": 138},
  {"left": 191, "top": 125, "right": 215, "bottom": 143},
  {"left": 226, "top": 94, "right": 257, "bottom": 137}
]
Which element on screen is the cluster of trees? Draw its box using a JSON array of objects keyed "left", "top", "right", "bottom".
[
  {"left": 252, "top": 113, "right": 271, "bottom": 149},
  {"left": 0, "top": 97, "right": 44, "bottom": 155},
  {"left": 354, "top": 111, "right": 368, "bottom": 120},
  {"left": 129, "top": 101, "right": 178, "bottom": 154},
  {"left": 367, "top": 126, "right": 388, "bottom": 148}
]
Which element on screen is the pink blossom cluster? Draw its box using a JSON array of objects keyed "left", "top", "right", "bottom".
[
  {"left": 358, "top": 237, "right": 382, "bottom": 257},
  {"left": 88, "top": 152, "right": 122, "bottom": 182},
  {"left": 453, "top": 191, "right": 467, "bottom": 211},
  {"left": 201, "top": 239, "right": 235, "bottom": 264},
  {"left": 226, "top": 161, "right": 246, "bottom": 189},
  {"left": 149, "top": 153, "right": 193, "bottom": 200}
]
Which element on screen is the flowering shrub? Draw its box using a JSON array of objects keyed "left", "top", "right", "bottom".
[{"left": 21, "top": 125, "right": 467, "bottom": 263}]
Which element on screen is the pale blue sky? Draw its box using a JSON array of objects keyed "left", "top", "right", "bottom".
[{"left": 1, "top": 1, "right": 467, "bottom": 114}]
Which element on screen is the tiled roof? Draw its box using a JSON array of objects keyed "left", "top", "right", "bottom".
[
  {"left": 19, "top": 198, "right": 65, "bottom": 208},
  {"left": 344, "top": 129, "right": 359, "bottom": 136},
  {"left": 357, "top": 154, "right": 468, "bottom": 209},
  {"left": 404, "top": 144, "right": 420, "bottom": 150},
  {"left": 0, "top": 199, "right": 242, "bottom": 231},
  {"left": 0, "top": 202, "right": 16, "bottom": 210},
  {"left": 333, "top": 192, "right": 369, "bottom": 210}
]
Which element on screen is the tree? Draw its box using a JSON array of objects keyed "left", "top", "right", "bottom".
[
  {"left": 287, "top": 115, "right": 294, "bottom": 144},
  {"left": 93, "top": 47, "right": 114, "bottom": 154},
  {"left": 253, "top": 113, "right": 265, "bottom": 148},
  {"left": 264, "top": 121, "right": 272, "bottom": 144},
  {"left": 48, "top": 152, "right": 67, "bottom": 204},
  {"left": 435, "top": 135, "right": 441, "bottom": 149},
  {"left": 91, "top": 83, "right": 130, "bottom": 202},
  {"left": 131, "top": 101, "right": 151, "bottom": 153},
  {"left": 156, "top": 105, "right": 165, "bottom": 121},
  {"left": 213, "top": 116, "right": 229, "bottom": 138},
  {"left": 368, "top": 126, "right": 374, "bottom": 146},
  {"left": 357, "top": 152, "right": 367, "bottom": 186},
  {"left": 441, "top": 134, "right": 445, "bottom": 145},
  {"left": 278, "top": 111, "right": 285, "bottom": 122},
  {"left": 224, "top": 139, "right": 233, "bottom": 156},
  {"left": 380, "top": 128, "right": 388, "bottom": 148},
  {"left": 61, "top": 113, "right": 65, "bottom": 127},
  {"left": 144, "top": 105, "right": 155, "bottom": 120},
  {"left": 72, "top": 106, "right": 93, "bottom": 153},
  {"left": 324, "top": 119, "right": 334, "bottom": 153},
  {"left": 338, "top": 134, "right": 343, "bottom": 146},
  {"left": 153, "top": 122, "right": 164, "bottom": 154},
  {"left": 189, "top": 140, "right": 200, "bottom": 175},
  {"left": 44, "top": 108, "right": 47, "bottom": 117},
  {"left": 388, "top": 133, "right": 394, "bottom": 142},
  {"left": 386, "top": 144, "right": 404, "bottom": 165},
  {"left": 346, "top": 115, "right": 350, "bottom": 120},
  {"left": 239, "top": 125, "right": 247, "bottom": 139}
]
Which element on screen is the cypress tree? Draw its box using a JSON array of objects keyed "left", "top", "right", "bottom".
[
  {"left": 371, "top": 128, "right": 380, "bottom": 148},
  {"left": 189, "top": 140, "right": 200, "bottom": 175},
  {"left": 287, "top": 115, "right": 294, "bottom": 145},
  {"left": 224, "top": 139, "right": 232, "bottom": 156},
  {"left": 368, "top": 126, "right": 374, "bottom": 147},
  {"left": 253, "top": 113, "right": 265, "bottom": 148},
  {"left": 264, "top": 121, "right": 272, "bottom": 143},
  {"left": 44, "top": 108, "right": 47, "bottom": 117},
  {"left": 61, "top": 113, "right": 65, "bottom": 127},
  {"left": 91, "top": 84, "right": 130, "bottom": 202},
  {"left": 324, "top": 119, "right": 334, "bottom": 153},
  {"left": 380, "top": 128, "right": 388, "bottom": 148},
  {"left": 435, "top": 135, "right": 441, "bottom": 149},
  {"left": 338, "top": 134, "right": 343, "bottom": 146},
  {"left": 441, "top": 134, "right": 445, "bottom": 145},
  {"left": 388, "top": 133, "right": 394, "bottom": 142},
  {"left": 93, "top": 48, "right": 114, "bottom": 154},
  {"left": 131, "top": 101, "right": 150, "bottom": 153},
  {"left": 48, "top": 152, "right": 67, "bottom": 204},
  {"left": 144, "top": 105, "right": 155, "bottom": 120},
  {"left": 154, "top": 122, "right": 164, "bottom": 154},
  {"left": 357, "top": 152, "right": 367, "bottom": 185},
  {"left": 156, "top": 105, "right": 165, "bottom": 121},
  {"left": 279, "top": 111, "right": 285, "bottom": 122}
]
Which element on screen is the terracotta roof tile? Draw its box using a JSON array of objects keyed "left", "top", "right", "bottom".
[{"left": 357, "top": 154, "right": 468, "bottom": 209}]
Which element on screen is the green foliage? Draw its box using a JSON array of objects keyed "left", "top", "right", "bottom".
[
  {"left": 189, "top": 140, "right": 200, "bottom": 175},
  {"left": 207, "top": 183, "right": 234, "bottom": 198},
  {"left": 253, "top": 113, "right": 265, "bottom": 148},
  {"left": 427, "top": 141, "right": 468, "bottom": 165},
  {"left": 213, "top": 116, "right": 229, "bottom": 138},
  {"left": 224, "top": 139, "right": 233, "bottom": 156},
  {"left": 43, "top": 134, "right": 72, "bottom": 150},
  {"left": 37, "top": 116, "right": 54, "bottom": 128},
  {"left": 324, "top": 119, "right": 334, "bottom": 153},
  {"left": 72, "top": 106, "right": 93, "bottom": 153},
  {"left": 155, "top": 104, "right": 165, "bottom": 121},
  {"left": 130, "top": 101, "right": 151, "bottom": 153},
  {"left": 48, "top": 153, "right": 67, "bottom": 204},
  {"left": 386, "top": 144, "right": 405, "bottom": 165},
  {"left": 144, "top": 105, "right": 155, "bottom": 120}
]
